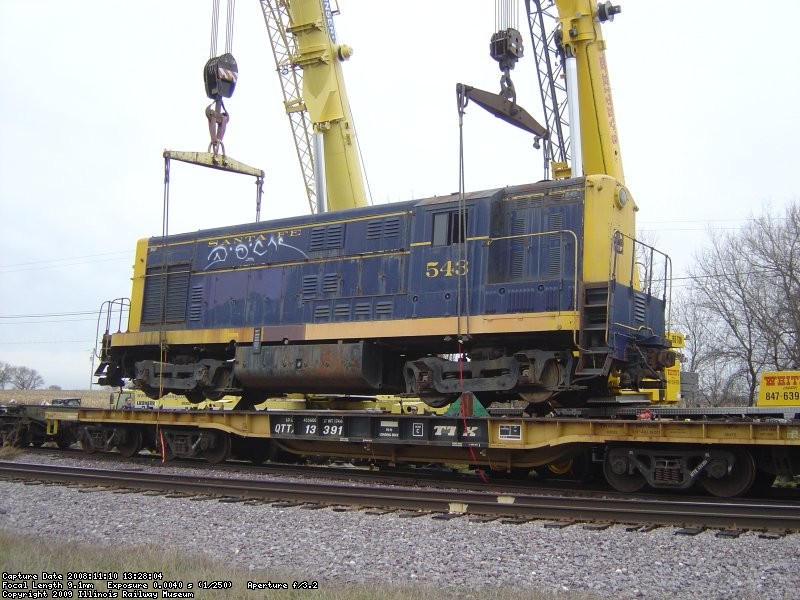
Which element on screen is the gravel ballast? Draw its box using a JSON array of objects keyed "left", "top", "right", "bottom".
[{"left": 1, "top": 453, "right": 798, "bottom": 599}]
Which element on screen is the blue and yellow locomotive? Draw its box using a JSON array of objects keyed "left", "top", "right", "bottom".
[{"left": 96, "top": 173, "right": 673, "bottom": 411}]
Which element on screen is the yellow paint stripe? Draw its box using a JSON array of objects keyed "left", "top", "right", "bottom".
[
  {"left": 111, "top": 311, "right": 579, "bottom": 348},
  {"left": 306, "top": 312, "right": 578, "bottom": 339},
  {"left": 112, "top": 327, "right": 257, "bottom": 347}
]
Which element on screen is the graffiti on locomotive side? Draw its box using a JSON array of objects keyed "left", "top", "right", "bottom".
[{"left": 204, "top": 229, "right": 307, "bottom": 270}]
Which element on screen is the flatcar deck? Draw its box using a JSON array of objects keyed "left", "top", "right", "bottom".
[{"left": 4, "top": 403, "right": 800, "bottom": 498}]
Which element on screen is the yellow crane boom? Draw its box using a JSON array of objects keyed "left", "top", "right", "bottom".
[
  {"left": 554, "top": 0, "right": 624, "bottom": 182},
  {"left": 260, "top": 0, "right": 368, "bottom": 213}
]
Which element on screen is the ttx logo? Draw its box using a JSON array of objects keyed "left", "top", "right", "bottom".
[{"left": 433, "top": 425, "right": 479, "bottom": 437}]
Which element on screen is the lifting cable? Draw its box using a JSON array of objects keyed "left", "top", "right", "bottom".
[
  {"left": 456, "top": 87, "right": 488, "bottom": 484},
  {"left": 209, "top": 0, "right": 236, "bottom": 66},
  {"left": 157, "top": 157, "right": 172, "bottom": 400},
  {"left": 494, "top": 0, "right": 519, "bottom": 32},
  {"left": 455, "top": 87, "right": 471, "bottom": 348}
]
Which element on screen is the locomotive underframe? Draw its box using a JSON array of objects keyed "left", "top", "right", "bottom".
[{"left": 105, "top": 324, "right": 670, "bottom": 409}]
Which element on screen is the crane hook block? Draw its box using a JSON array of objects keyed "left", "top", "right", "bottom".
[
  {"left": 490, "top": 28, "right": 524, "bottom": 72},
  {"left": 204, "top": 53, "right": 238, "bottom": 100}
]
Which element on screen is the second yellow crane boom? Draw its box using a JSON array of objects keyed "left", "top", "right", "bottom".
[
  {"left": 260, "top": 0, "right": 368, "bottom": 213},
  {"left": 555, "top": 0, "right": 624, "bottom": 182}
]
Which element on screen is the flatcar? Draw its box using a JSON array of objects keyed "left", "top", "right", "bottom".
[{"left": 96, "top": 174, "right": 674, "bottom": 411}]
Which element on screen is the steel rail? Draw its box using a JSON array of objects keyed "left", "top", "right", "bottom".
[{"left": 2, "top": 462, "right": 798, "bottom": 532}]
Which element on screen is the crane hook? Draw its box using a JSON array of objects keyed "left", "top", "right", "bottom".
[{"left": 206, "top": 99, "right": 229, "bottom": 157}]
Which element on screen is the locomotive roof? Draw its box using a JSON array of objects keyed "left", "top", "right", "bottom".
[{"left": 148, "top": 187, "right": 505, "bottom": 244}]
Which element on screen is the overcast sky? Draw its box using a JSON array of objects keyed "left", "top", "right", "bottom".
[{"left": 1, "top": 1, "right": 798, "bottom": 390}]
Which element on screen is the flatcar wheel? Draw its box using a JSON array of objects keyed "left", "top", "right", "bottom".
[
  {"left": 240, "top": 438, "right": 273, "bottom": 465},
  {"left": 202, "top": 433, "right": 231, "bottom": 464},
  {"left": 699, "top": 449, "right": 756, "bottom": 498},
  {"left": 116, "top": 429, "right": 142, "bottom": 458},
  {"left": 489, "top": 466, "right": 531, "bottom": 480},
  {"left": 603, "top": 451, "right": 646, "bottom": 493},
  {"left": 80, "top": 435, "right": 97, "bottom": 454},
  {"left": 6, "top": 426, "right": 28, "bottom": 448}
]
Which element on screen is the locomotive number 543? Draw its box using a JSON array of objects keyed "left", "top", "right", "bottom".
[{"left": 425, "top": 260, "right": 468, "bottom": 277}]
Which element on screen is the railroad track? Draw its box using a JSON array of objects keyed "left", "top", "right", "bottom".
[
  {"left": 19, "top": 446, "right": 613, "bottom": 495},
  {"left": 2, "top": 461, "right": 799, "bottom": 533},
  {"left": 23, "top": 446, "right": 800, "bottom": 502}
]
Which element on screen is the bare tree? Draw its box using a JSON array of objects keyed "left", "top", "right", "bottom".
[
  {"left": 672, "top": 288, "right": 749, "bottom": 406},
  {"left": 0, "top": 361, "right": 12, "bottom": 390},
  {"left": 741, "top": 203, "right": 800, "bottom": 370},
  {"left": 11, "top": 366, "right": 44, "bottom": 390},
  {"left": 683, "top": 201, "right": 799, "bottom": 405}
]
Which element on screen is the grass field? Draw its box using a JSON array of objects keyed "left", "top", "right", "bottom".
[
  {"left": 0, "top": 529, "right": 581, "bottom": 600},
  {"left": 0, "top": 389, "right": 111, "bottom": 408}
]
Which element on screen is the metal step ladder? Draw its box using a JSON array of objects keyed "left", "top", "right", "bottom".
[{"left": 575, "top": 284, "right": 613, "bottom": 377}]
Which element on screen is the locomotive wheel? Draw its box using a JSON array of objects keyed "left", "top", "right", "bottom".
[
  {"left": 185, "top": 389, "right": 204, "bottom": 404},
  {"left": 141, "top": 385, "right": 165, "bottom": 400},
  {"left": 234, "top": 389, "right": 268, "bottom": 411},
  {"left": 521, "top": 360, "right": 562, "bottom": 404},
  {"left": 202, "top": 433, "right": 231, "bottom": 464},
  {"left": 603, "top": 450, "right": 646, "bottom": 493},
  {"left": 116, "top": 429, "right": 142, "bottom": 458},
  {"left": 422, "top": 396, "right": 452, "bottom": 409},
  {"left": 699, "top": 449, "right": 756, "bottom": 498}
]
